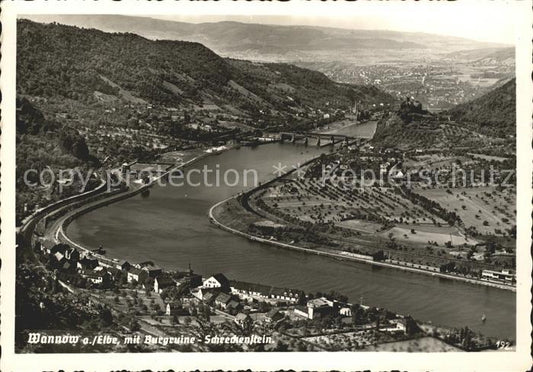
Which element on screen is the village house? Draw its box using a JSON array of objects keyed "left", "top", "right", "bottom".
[
  {"left": 140, "top": 263, "right": 162, "bottom": 278},
  {"left": 97, "top": 257, "right": 115, "bottom": 269},
  {"left": 308, "top": 297, "right": 338, "bottom": 319},
  {"left": 481, "top": 269, "right": 515, "bottom": 284},
  {"left": 269, "top": 287, "right": 304, "bottom": 304},
  {"left": 154, "top": 274, "right": 177, "bottom": 294},
  {"left": 176, "top": 273, "right": 203, "bottom": 289},
  {"left": 127, "top": 267, "right": 147, "bottom": 284},
  {"left": 104, "top": 267, "right": 122, "bottom": 282},
  {"left": 115, "top": 260, "right": 131, "bottom": 271},
  {"left": 77, "top": 257, "right": 99, "bottom": 271},
  {"left": 293, "top": 306, "right": 309, "bottom": 319},
  {"left": 230, "top": 280, "right": 304, "bottom": 304},
  {"left": 81, "top": 269, "right": 111, "bottom": 288},
  {"left": 48, "top": 244, "right": 80, "bottom": 272},
  {"left": 214, "top": 292, "right": 232, "bottom": 310},
  {"left": 294, "top": 297, "right": 337, "bottom": 320},
  {"left": 165, "top": 301, "right": 182, "bottom": 316},
  {"left": 380, "top": 318, "right": 408, "bottom": 334},
  {"left": 202, "top": 290, "right": 219, "bottom": 304},
  {"left": 51, "top": 251, "right": 66, "bottom": 267},
  {"left": 226, "top": 300, "right": 242, "bottom": 313},
  {"left": 191, "top": 287, "right": 211, "bottom": 301},
  {"left": 235, "top": 313, "right": 252, "bottom": 328},
  {"left": 202, "top": 273, "right": 231, "bottom": 292},
  {"left": 391, "top": 169, "right": 405, "bottom": 179},
  {"left": 230, "top": 281, "right": 272, "bottom": 301},
  {"left": 265, "top": 308, "right": 284, "bottom": 323}
]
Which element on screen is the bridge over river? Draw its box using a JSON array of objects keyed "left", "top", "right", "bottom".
[{"left": 279, "top": 131, "right": 363, "bottom": 147}]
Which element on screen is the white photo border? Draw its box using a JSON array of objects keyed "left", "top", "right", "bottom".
[{"left": 1, "top": 0, "right": 531, "bottom": 371}]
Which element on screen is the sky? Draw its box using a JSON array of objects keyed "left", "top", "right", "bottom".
[
  {"left": 18, "top": 0, "right": 519, "bottom": 45},
  {"left": 150, "top": 0, "right": 518, "bottom": 45}
]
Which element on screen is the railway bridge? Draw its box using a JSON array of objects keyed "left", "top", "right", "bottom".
[{"left": 279, "top": 132, "right": 360, "bottom": 147}]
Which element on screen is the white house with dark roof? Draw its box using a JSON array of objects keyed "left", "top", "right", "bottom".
[
  {"left": 230, "top": 280, "right": 303, "bottom": 304},
  {"left": 202, "top": 273, "right": 230, "bottom": 292}
]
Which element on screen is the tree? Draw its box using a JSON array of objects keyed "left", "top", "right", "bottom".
[
  {"left": 372, "top": 250, "right": 386, "bottom": 261},
  {"left": 100, "top": 307, "right": 113, "bottom": 327},
  {"left": 171, "top": 314, "right": 179, "bottom": 325},
  {"left": 129, "top": 319, "right": 140, "bottom": 332},
  {"left": 351, "top": 304, "right": 365, "bottom": 325}
]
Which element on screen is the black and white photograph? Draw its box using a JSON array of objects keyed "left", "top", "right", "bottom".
[{"left": 1, "top": 0, "right": 531, "bottom": 370}]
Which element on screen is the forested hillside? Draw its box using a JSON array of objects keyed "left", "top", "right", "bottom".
[
  {"left": 16, "top": 19, "right": 395, "bottom": 221},
  {"left": 372, "top": 79, "right": 516, "bottom": 151},
  {"left": 16, "top": 97, "right": 100, "bottom": 223},
  {"left": 447, "top": 78, "right": 515, "bottom": 137},
  {"left": 17, "top": 19, "right": 393, "bottom": 119}
]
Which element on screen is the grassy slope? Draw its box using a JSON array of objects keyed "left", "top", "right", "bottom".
[
  {"left": 372, "top": 79, "right": 516, "bottom": 149},
  {"left": 447, "top": 78, "right": 515, "bottom": 136}
]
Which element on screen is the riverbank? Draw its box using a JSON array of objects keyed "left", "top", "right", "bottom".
[
  {"left": 48, "top": 142, "right": 516, "bottom": 339},
  {"left": 208, "top": 195, "right": 515, "bottom": 292},
  {"left": 51, "top": 150, "right": 214, "bottom": 245},
  {"left": 44, "top": 139, "right": 515, "bottom": 293}
]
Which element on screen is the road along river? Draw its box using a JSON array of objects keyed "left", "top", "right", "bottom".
[{"left": 67, "top": 141, "right": 515, "bottom": 339}]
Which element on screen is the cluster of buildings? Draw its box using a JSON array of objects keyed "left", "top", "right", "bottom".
[
  {"left": 38, "top": 239, "right": 416, "bottom": 336},
  {"left": 294, "top": 297, "right": 346, "bottom": 320},
  {"left": 38, "top": 240, "right": 308, "bottom": 315},
  {"left": 190, "top": 274, "right": 306, "bottom": 315},
  {"left": 38, "top": 240, "right": 202, "bottom": 292}
]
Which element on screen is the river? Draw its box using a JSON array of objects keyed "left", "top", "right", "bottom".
[{"left": 67, "top": 129, "right": 515, "bottom": 339}]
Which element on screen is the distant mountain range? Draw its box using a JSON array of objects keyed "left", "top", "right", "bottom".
[
  {"left": 17, "top": 19, "right": 393, "bottom": 121},
  {"left": 16, "top": 18, "right": 397, "bottom": 219},
  {"left": 23, "top": 15, "right": 512, "bottom": 62},
  {"left": 444, "top": 47, "right": 514, "bottom": 65}
]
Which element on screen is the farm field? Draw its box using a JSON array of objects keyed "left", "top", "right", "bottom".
[
  {"left": 337, "top": 219, "right": 384, "bottom": 234},
  {"left": 257, "top": 179, "right": 447, "bottom": 227},
  {"left": 403, "top": 153, "right": 473, "bottom": 170},
  {"left": 381, "top": 225, "right": 477, "bottom": 246},
  {"left": 467, "top": 153, "right": 510, "bottom": 162},
  {"left": 302, "top": 330, "right": 379, "bottom": 351},
  {"left": 365, "top": 336, "right": 462, "bottom": 352},
  {"left": 413, "top": 186, "right": 515, "bottom": 236}
]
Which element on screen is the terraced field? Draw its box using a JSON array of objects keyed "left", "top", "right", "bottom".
[
  {"left": 414, "top": 186, "right": 516, "bottom": 236},
  {"left": 256, "top": 178, "right": 446, "bottom": 231}
]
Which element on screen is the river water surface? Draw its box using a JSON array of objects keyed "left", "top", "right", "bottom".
[{"left": 68, "top": 128, "right": 515, "bottom": 339}]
